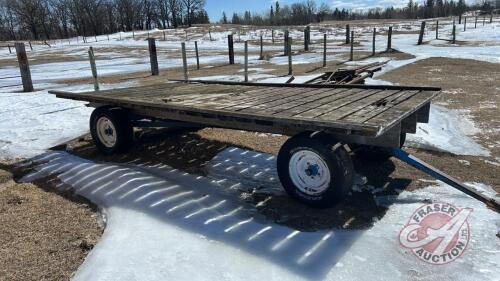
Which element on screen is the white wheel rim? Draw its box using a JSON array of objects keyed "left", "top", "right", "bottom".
[
  {"left": 288, "top": 149, "right": 331, "bottom": 195},
  {"left": 96, "top": 117, "right": 117, "bottom": 148}
]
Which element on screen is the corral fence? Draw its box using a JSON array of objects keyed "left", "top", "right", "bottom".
[{"left": 4, "top": 15, "right": 497, "bottom": 93}]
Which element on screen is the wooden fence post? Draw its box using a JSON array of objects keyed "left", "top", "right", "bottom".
[
  {"left": 15, "top": 43, "right": 33, "bottom": 92},
  {"left": 194, "top": 41, "right": 200, "bottom": 70},
  {"left": 452, "top": 23, "right": 456, "bottom": 44},
  {"left": 372, "top": 28, "right": 376, "bottom": 56},
  {"left": 284, "top": 30, "right": 289, "bottom": 56},
  {"left": 323, "top": 34, "right": 327, "bottom": 67},
  {"left": 88, "top": 47, "right": 99, "bottom": 91},
  {"left": 227, "top": 34, "right": 234, "bottom": 64},
  {"left": 181, "top": 42, "right": 188, "bottom": 81},
  {"left": 345, "top": 24, "right": 350, "bottom": 44},
  {"left": 387, "top": 26, "right": 392, "bottom": 52},
  {"left": 163, "top": 30, "right": 166, "bottom": 40},
  {"left": 259, "top": 35, "right": 263, "bottom": 60},
  {"left": 435, "top": 20, "right": 439, "bottom": 39},
  {"left": 8, "top": 44, "right": 11, "bottom": 54},
  {"left": 350, "top": 31, "right": 354, "bottom": 61},
  {"left": 475, "top": 17, "right": 477, "bottom": 28},
  {"left": 288, "top": 37, "right": 293, "bottom": 75},
  {"left": 244, "top": 41, "right": 248, "bottom": 82},
  {"left": 464, "top": 17, "right": 467, "bottom": 31},
  {"left": 148, "top": 38, "right": 159, "bottom": 76},
  {"left": 271, "top": 29, "right": 275, "bottom": 43},
  {"left": 418, "top": 21, "right": 426, "bottom": 45},
  {"left": 304, "top": 26, "right": 310, "bottom": 51}
]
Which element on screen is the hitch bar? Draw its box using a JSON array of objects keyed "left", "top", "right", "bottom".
[{"left": 392, "top": 149, "right": 500, "bottom": 213}]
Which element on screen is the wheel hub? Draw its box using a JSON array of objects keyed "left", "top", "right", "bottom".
[
  {"left": 288, "top": 150, "right": 331, "bottom": 195},
  {"left": 104, "top": 127, "right": 114, "bottom": 136},
  {"left": 96, "top": 117, "right": 117, "bottom": 148},
  {"left": 305, "top": 163, "right": 320, "bottom": 177}
]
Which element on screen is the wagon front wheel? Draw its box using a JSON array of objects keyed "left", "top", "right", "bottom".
[
  {"left": 277, "top": 133, "right": 353, "bottom": 208},
  {"left": 90, "top": 107, "right": 133, "bottom": 155}
]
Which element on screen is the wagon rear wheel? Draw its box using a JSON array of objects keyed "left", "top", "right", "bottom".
[
  {"left": 277, "top": 133, "right": 354, "bottom": 208},
  {"left": 90, "top": 107, "right": 133, "bottom": 155}
]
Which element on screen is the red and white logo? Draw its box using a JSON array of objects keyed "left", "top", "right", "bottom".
[{"left": 399, "top": 202, "right": 472, "bottom": 264}]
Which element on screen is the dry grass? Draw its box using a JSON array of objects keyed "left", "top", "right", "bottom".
[{"left": 0, "top": 168, "right": 102, "bottom": 281}]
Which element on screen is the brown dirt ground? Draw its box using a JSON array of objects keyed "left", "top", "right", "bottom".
[{"left": 0, "top": 168, "right": 103, "bottom": 281}]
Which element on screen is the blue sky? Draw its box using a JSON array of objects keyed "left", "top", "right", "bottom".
[{"left": 205, "top": 0, "right": 410, "bottom": 22}]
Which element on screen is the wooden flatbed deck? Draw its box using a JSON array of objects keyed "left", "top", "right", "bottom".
[{"left": 50, "top": 81, "right": 440, "bottom": 140}]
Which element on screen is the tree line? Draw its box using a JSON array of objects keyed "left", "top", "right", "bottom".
[
  {"left": 0, "top": 0, "right": 209, "bottom": 41},
  {"left": 220, "top": 0, "right": 496, "bottom": 26}
]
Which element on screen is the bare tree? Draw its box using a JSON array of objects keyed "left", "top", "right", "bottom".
[
  {"left": 181, "top": 0, "right": 204, "bottom": 27},
  {"left": 156, "top": 0, "right": 169, "bottom": 28}
]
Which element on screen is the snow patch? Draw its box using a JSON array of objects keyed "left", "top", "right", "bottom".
[
  {"left": 405, "top": 105, "right": 490, "bottom": 156},
  {"left": 0, "top": 81, "right": 137, "bottom": 160}
]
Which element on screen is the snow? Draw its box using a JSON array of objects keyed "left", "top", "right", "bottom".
[
  {"left": 0, "top": 81, "right": 137, "bottom": 160},
  {"left": 20, "top": 147, "right": 500, "bottom": 281},
  {"left": 405, "top": 105, "right": 490, "bottom": 156}
]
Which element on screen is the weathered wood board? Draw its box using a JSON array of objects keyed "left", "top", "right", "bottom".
[{"left": 49, "top": 81, "right": 439, "bottom": 138}]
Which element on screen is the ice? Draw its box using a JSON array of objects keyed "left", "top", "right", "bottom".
[{"left": 21, "top": 147, "right": 499, "bottom": 281}]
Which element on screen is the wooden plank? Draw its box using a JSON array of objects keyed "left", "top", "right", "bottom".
[
  {"left": 108, "top": 84, "right": 251, "bottom": 101},
  {"left": 52, "top": 89, "right": 381, "bottom": 136},
  {"left": 93, "top": 83, "right": 187, "bottom": 96},
  {"left": 239, "top": 88, "right": 331, "bottom": 114},
  {"left": 318, "top": 90, "right": 401, "bottom": 121},
  {"left": 50, "top": 83, "right": 439, "bottom": 139},
  {"left": 191, "top": 87, "right": 291, "bottom": 109},
  {"left": 273, "top": 88, "right": 354, "bottom": 117},
  {"left": 184, "top": 80, "right": 442, "bottom": 92},
  {"left": 294, "top": 88, "right": 377, "bottom": 118},
  {"left": 220, "top": 87, "right": 309, "bottom": 111},
  {"left": 364, "top": 91, "right": 438, "bottom": 131},
  {"left": 255, "top": 88, "right": 346, "bottom": 115},
  {"left": 341, "top": 90, "right": 419, "bottom": 123}
]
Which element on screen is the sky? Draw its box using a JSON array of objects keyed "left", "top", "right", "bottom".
[
  {"left": 205, "top": 0, "right": 409, "bottom": 22},
  {"left": 205, "top": 0, "right": 479, "bottom": 22}
]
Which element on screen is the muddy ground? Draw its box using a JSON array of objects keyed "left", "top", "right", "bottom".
[{"left": 1, "top": 53, "right": 499, "bottom": 280}]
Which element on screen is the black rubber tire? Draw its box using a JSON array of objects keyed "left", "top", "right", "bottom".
[
  {"left": 90, "top": 107, "right": 133, "bottom": 155},
  {"left": 352, "top": 133, "right": 406, "bottom": 161},
  {"left": 277, "top": 133, "right": 354, "bottom": 208}
]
